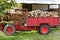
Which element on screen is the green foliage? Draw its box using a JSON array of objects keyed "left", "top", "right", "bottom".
[{"left": 0, "top": 0, "right": 16, "bottom": 14}]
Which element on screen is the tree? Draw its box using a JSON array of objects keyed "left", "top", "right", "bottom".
[{"left": 0, "top": 0, "right": 16, "bottom": 14}]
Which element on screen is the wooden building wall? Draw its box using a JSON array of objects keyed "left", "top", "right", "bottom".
[{"left": 32, "top": 4, "right": 48, "bottom": 11}]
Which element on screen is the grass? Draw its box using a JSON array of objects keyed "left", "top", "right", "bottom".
[{"left": 0, "top": 28, "right": 60, "bottom": 40}]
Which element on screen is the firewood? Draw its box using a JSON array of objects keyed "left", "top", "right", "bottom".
[{"left": 28, "top": 10, "right": 58, "bottom": 17}]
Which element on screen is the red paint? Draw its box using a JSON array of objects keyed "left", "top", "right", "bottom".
[
  {"left": 14, "top": 22, "right": 21, "bottom": 31},
  {"left": 41, "top": 26, "right": 48, "bottom": 34},
  {"left": 27, "top": 17, "right": 59, "bottom": 26},
  {"left": 27, "top": 18, "right": 38, "bottom": 26},
  {"left": 13, "top": 17, "right": 59, "bottom": 31},
  {"left": 0, "top": 27, "right": 3, "bottom": 31},
  {"left": 14, "top": 24, "right": 37, "bottom": 31},
  {"left": 6, "top": 27, "right": 13, "bottom": 34},
  {"left": 0, "top": 17, "right": 59, "bottom": 31},
  {"left": 0, "top": 25, "right": 3, "bottom": 31}
]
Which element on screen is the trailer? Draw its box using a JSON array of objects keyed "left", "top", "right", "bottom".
[{"left": 0, "top": 9, "right": 59, "bottom": 35}]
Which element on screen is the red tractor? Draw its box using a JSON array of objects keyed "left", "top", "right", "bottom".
[{"left": 0, "top": 9, "right": 59, "bottom": 35}]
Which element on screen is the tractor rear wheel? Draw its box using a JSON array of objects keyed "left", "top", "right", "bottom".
[
  {"left": 39, "top": 24, "right": 50, "bottom": 35},
  {"left": 4, "top": 25, "right": 16, "bottom": 35}
]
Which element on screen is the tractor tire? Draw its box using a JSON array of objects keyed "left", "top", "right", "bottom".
[
  {"left": 39, "top": 24, "right": 50, "bottom": 35},
  {"left": 4, "top": 24, "right": 16, "bottom": 35}
]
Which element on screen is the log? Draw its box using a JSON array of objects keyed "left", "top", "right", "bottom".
[{"left": 28, "top": 10, "right": 58, "bottom": 17}]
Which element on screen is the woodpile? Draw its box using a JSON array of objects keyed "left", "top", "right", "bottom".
[
  {"left": 28, "top": 10, "right": 58, "bottom": 17},
  {"left": 0, "top": 9, "right": 27, "bottom": 26},
  {"left": 8, "top": 12, "right": 26, "bottom": 25},
  {"left": 0, "top": 9, "right": 58, "bottom": 25},
  {"left": 0, "top": 14, "right": 7, "bottom": 21}
]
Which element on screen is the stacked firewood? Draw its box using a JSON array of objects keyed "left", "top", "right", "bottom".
[
  {"left": 0, "top": 9, "right": 58, "bottom": 25},
  {"left": 28, "top": 10, "right": 58, "bottom": 17},
  {"left": 8, "top": 12, "right": 26, "bottom": 25},
  {"left": 0, "top": 9, "right": 26, "bottom": 26},
  {"left": 0, "top": 14, "right": 7, "bottom": 21}
]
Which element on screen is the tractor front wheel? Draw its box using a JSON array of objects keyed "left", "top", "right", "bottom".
[{"left": 4, "top": 25, "right": 16, "bottom": 35}]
